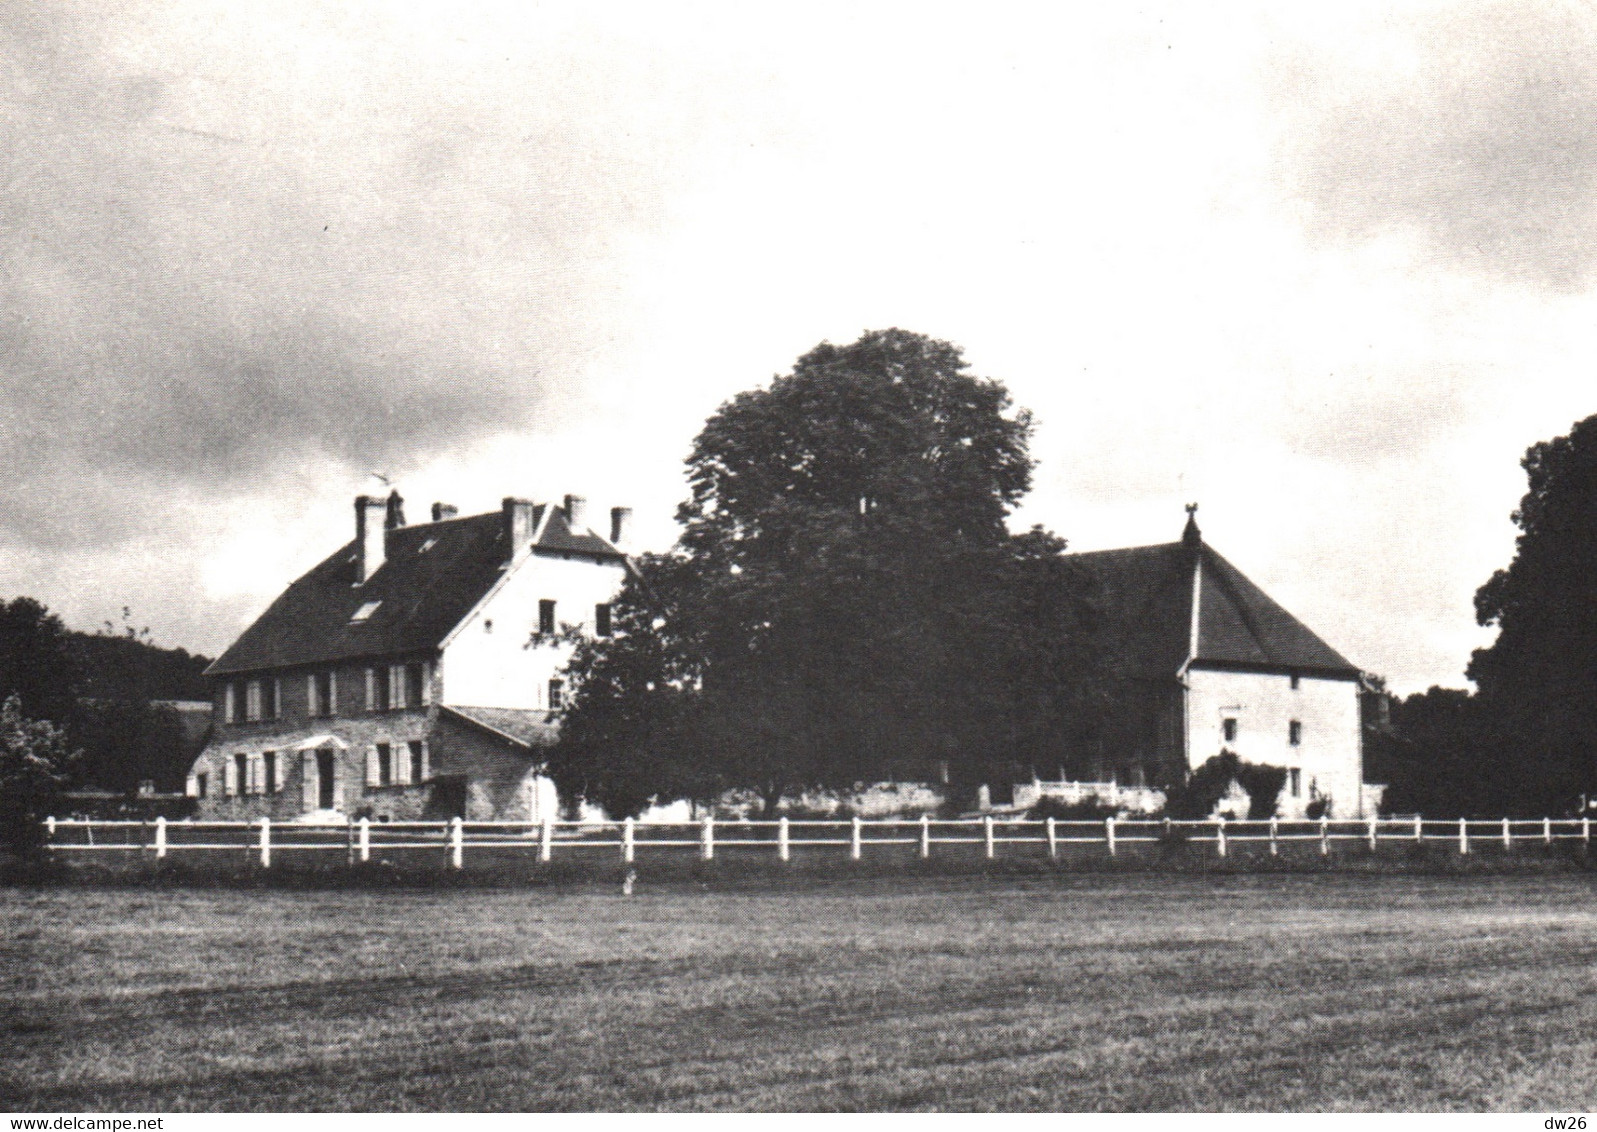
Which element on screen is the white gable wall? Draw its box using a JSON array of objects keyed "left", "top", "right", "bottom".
[
  {"left": 440, "top": 553, "right": 627, "bottom": 710},
  {"left": 1184, "top": 667, "right": 1363, "bottom": 819}
]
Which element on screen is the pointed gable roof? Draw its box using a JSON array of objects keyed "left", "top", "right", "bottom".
[
  {"left": 207, "top": 501, "right": 626, "bottom": 677},
  {"left": 1067, "top": 537, "right": 1359, "bottom": 681}
]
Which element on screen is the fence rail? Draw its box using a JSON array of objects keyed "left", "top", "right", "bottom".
[{"left": 40, "top": 814, "right": 1596, "bottom": 870}]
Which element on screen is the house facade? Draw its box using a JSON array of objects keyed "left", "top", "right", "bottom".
[
  {"left": 186, "top": 491, "right": 629, "bottom": 823},
  {"left": 1068, "top": 507, "right": 1368, "bottom": 819}
]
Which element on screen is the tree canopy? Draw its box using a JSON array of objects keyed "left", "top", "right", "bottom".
[{"left": 549, "top": 329, "right": 1104, "bottom": 817}]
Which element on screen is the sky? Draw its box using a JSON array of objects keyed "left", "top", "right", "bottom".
[{"left": 2, "top": 0, "right": 1595, "bottom": 694}]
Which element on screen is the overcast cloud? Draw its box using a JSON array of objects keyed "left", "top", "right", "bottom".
[{"left": 1, "top": 0, "right": 1594, "bottom": 693}]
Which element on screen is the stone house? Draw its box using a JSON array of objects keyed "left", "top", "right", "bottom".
[
  {"left": 186, "top": 491, "right": 629, "bottom": 823},
  {"left": 1067, "top": 507, "right": 1369, "bottom": 819}
]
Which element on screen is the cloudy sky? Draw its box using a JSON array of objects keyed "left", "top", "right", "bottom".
[{"left": 3, "top": 0, "right": 1595, "bottom": 694}]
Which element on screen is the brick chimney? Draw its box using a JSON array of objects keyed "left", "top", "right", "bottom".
[
  {"left": 563, "top": 494, "right": 587, "bottom": 530},
  {"left": 431, "top": 502, "right": 458, "bottom": 522},
  {"left": 354, "top": 495, "right": 387, "bottom": 583},
  {"left": 609, "top": 506, "right": 632, "bottom": 547},
  {"left": 502, "top": 497, "right": 537, "bottom": 562},
  {"left": 385, "top": 490, "right": 406, "bottom": 530}
]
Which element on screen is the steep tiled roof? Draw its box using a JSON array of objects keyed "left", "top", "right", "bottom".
[
  {"left": 442, "top": 705, "right": 558, "bottom": 749},
  {"left": 1068, "top": 540, "right": 1358, "bottom": 681},
  {"left": 207, "top": 504, "right": 625, "bottom": 676}
]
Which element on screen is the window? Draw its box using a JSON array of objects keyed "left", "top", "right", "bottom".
[
  {"left": 595, "top": 603, "right": 612, "bottom": 636},
  {"left": 539, "top": 600, "right": 556, "bottom": 634},
  {"left": 196, "top": 773, "right": 208, "bottom": 799},
  {"left": 367, "top": 667, "right": 390, "bottom": 712},
  {"left": 1289, "top": 768, "right": 1302, "bottom": 798},
  {"left": 1289, "top": 720, "right": 1302, "bottom": 747},
  {"left": 311, "top": 671, "right": 335, "bottom": 718},
  {"left": 223, "top": 684, "right": 238, "bottom": 724},
  {"left": 405, "top": 662, "right": 426, "bottom": 708},
  {"left": 1222, "top": 718, "right": 1238, "bottom": 743},
  {"left": 377, "top": 743, "right": 392, "bottom": 787},
  {"left": 388, "top": 664, "right": 406, "bottom": 709},
  {"left": 408, "top": 740, "right": 427, "bottom": 783},
  {"left": 263, "top": 678, "right": 279, "bottom": 720},
  {"left": 245, "top": 680, "right": 262, "bottom": 722},
  {"left": 263, "top": 751, "right": 277, "bottom": 794},
  {"left": 351, "top": 600, "right": 382, "bottom": 623},
  {"left": 1290, "top": 673, "right": 1301, "bottom": 690},
  {"left": 235, "top": 752, "right": 249, "bottom": 795},
  {"left": 548, "top": 678, "right": 564, "bottom": 711}
]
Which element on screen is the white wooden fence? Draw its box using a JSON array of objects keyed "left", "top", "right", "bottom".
[{"left": 40, "top": 814, "right": 1596, "bottom": 870}]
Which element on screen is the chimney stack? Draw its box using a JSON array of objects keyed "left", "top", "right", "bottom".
[
  {"left": 564, "top": 494, "right": 587, "bottom": 529},
  {"left": 502, "top": 497, "right": 537, "bottom": 562},
  {"left": 431, "top": 502, "right": 458, "bottom": 522},
  {"left": 609, "top": 506, "right": 632, "bottom": 547},
  {"left": 354, "top": 495, "right": 387, "bottom": 583},
  {"left": 385, "top": 490, "right": 406, "bottom": 531}
]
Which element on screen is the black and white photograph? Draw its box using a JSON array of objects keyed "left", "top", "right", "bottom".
[{"left": 4, "top": 0, "right": 1597, "bottom": 1116}]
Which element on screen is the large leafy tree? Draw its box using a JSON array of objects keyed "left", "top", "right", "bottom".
[
  {"left": 0, "top": 693, "right": 76, "bottom": 864},
  {"left": 1465, "top": 413, "right": 1597, "bottom": 812},
  {"left": 549, "top": 329, "right": 1104, "bottom": 817},
  {"left": 0, "top": 597, "right": 80, "bottom": 726}
]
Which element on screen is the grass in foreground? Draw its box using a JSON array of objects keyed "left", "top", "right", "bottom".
[{"left": 3, "top": 873, "right": 1597, "bottom": 1111}]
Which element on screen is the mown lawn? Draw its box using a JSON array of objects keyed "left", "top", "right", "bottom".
[{"left": 3, "top": 873, "right": 1597, "bottom": 1111}]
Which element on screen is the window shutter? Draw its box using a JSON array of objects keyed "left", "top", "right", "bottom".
[
  {"left": 254, "top": 754, "right": 267, "bottom": 794},
  {"left": 273, "top": 678, "right": 282, "bottom": 719},
  {"left": 223, "top": 758, "right": 236, "bottom": 797},
  {"left": 395, "top": 742, "right": 411, "bottom": 785},
  {"left": 366, "top": 746, "right": 381, "bottom": 786},
  {"left": 306, "top": 674, "right": 317, "bottom": 716},
  {"left": 329, "top": 671, "right": 338, "bottom": 714},
  {"left": 185, "top": 774, "right": 199, "bottom": 798},
  {"left": 224, "top": 684, "right": 236, "bottom": 724},
  {"left": 365, "top": 668, "right": 376, "bottom": 711},
  {"left": 420, "top": 662, "right": 432, "bottom": 706},
  {"left": 391, "top": 665, "right": 406, "bottom": 709},
  {"left": 301, "top": 750, "right": 318, "bottom": 810},
  {"left": 418, "top": 740, "right": 430, "bottom": 782}
]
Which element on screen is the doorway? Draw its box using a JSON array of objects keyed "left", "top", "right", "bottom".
[{"left": 316, "top": 748, "right": 336, "bottom": 810}]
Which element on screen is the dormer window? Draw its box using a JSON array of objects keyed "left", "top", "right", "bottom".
[{"left": 351, "top": 600, "right": 381, "bottom": 623}]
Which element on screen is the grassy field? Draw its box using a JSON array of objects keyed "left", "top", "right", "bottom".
[{"left": 5, "top": 873, "right": 1597, "bottom": 1112}]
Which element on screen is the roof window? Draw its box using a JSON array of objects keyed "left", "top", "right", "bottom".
[
  {"left": 418, "top": 538, "right": 437, "bottom": 553},
  {"left": 351, "top": 600, "right": 382, "bottom": 623}
]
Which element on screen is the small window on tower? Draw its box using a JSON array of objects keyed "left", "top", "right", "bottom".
[
  {"left": 1290, "top": 673, "right": 1301, "bottom": 690},
  {"left": 1289, "top": 720, "right": 1302, "bottom": 746},
  {"left": 548, "top": 678, "right": 564, "bottom": 711},
  {"left": 539, "top": 600, "right": 556, "bottom": 634},
  {"left": 1289, "top": 768, "right": 1302, "bottom": 797},
  {"left": 595, "top": 603, "right": 612, "bottom": 636},
  {"left": 1222, "top": 718, "right": 1238, "bottom": 743}
]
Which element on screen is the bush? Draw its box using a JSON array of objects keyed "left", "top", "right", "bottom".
[
  {"left": 1027, "top": 796, "right": 1119, "bottom": 822},
  {"left": 0, "top": 694, "right": 77, "bottom": 866},
  {"left": 1164, "top": 753, "right": 1289, "bottom": 820}
]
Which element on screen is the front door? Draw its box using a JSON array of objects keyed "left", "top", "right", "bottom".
[{"left": 316, "top": 748, "right": 336, "bottom": 810}]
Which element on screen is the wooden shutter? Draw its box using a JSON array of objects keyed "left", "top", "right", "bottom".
[
  {"left": 306, "top": 674, "right": 317, "bottom": 717},
  {"left": 395, "top": 742, "right": 411, "bottom": 785},
  {"left": 365, "top": 746, "right": 380, "bottom": 786},
  {"left": 223, "top": 758, "right": 236, "bottom": 796},
  {"left": 301, "top": 750, "right": 318, "bottom": 810},
  {"left": 390, "top": 664, "right": 406, "bottom": 709},
  {"left": 420, "top": 662, "right": 432, "bottom": 706},
  {"left": 329, "top": 671, "right": 338, "bottom": 714},
  {"left": 185, "top": 774, "right": 198, "bottom": 798},
  {"left": 418, "top": 740, "right": 430, "bottom": 782},
  {"left": 365, "top": 668, "right": 376, "bottom": 711},
  {"left": 224, "top": 684, "right": 237, "bottom": 724}
]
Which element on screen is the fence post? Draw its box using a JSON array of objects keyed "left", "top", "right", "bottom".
[
  {"left": 1502, "top": 817, "right": 1511, "bottom": 850},
  {"left": 919, "top": 814, "right": 931, "bottom": 860},
  {"left": 983, "top": 815, "right": 995, "bottom": 860},
  {"left": 1367, "top": 815, "right": 1378, "bottom": 853},
  {"left": 539, "top": 818, "right": 553, "bottom": 863},
  {"left": 701, "top": 815, "right": 714, "bottom": 862},
  {"left": 358, "top": 817, "right": 371, "bottom": 863},
  {"left": 779, "top": 816, "right": 790, "bottom": 862},
  {"left": 1215, "top": 815, "right": 1226, "bottom": 858},
  {"left": 447, "top": 817, "right": 463, "bottom": 869},
  {"left": 1414, "top": 814, "right": 1423, "bottom": 843},
  {"left": 154, "top": 815, "right": 167, "bottom": 860},
  {"left": 1105, "top": 816, "right": 1117, "bottom": 859},
  {"left": 622, "top": 817, "right": 635, "bottom": 864},
  {"left": 46, "top": 816, "right": 55, "bottom": 840},
  {"left": 850, "top": 816, "right": 862, "bottom": 862},
  {"left": 1459, "top": 816, "right": 1469, "bottom": 855},
  {"left": 1268, "top": 814, "right": 1278, "bottom": 857},
  {"left": 1046, "top": 816, "right": 1057, "bottom": 861},
  {"left": 1544, "top": 816, "right": 1553, "bottom": 846},
  {"left": 1319, "top": 815, "right": 1329, "bottom": 856},
  {"left": 1585, "top": 816, "right": 1590, "bottom": 850},
  {"left": 259, "top": 817, "right": 271, "bottom": 868}
]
